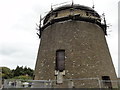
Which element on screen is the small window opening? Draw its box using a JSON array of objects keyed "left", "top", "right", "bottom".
[
  {"left": 55, "top": 12, "right": 58, "bottom": 17},
  {"left": 86, "top": 12, "right": 89, "bottom": 16},
  {"left": 102, "top": 76, "right": 112, "bottom": 89},
  {"left": 55, "top": 49, "right": 65, "bottom": 72},
  {"left": 70, "top": 8, "right": 74, "bottom": 11}
]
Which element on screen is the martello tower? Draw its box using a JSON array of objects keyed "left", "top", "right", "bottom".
[{"left": 34, "top": 4, "right": 117, "bottom": 88}]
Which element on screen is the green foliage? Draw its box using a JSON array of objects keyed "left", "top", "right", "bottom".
[
  {"left": 12, "top": 66, "right": 34, "bottom": 78},
  {"left": 13, "top": 75, "right": 32, "bottom": 80},
  {"left": 2, "top": 67, "right": 13, "bottom": 79},
  {"left": 0, "top": 67, "right": 2, "bottom": 78},
  {"left": 13, "top": 66, "right": 24, "bottom": 76},
  {"left": 1, "top": 66, "right": 34, "bottom": 80}
]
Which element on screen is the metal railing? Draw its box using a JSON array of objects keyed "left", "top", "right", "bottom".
[{"left": 2, "top": 78, "right": 120, "bottom": 88}]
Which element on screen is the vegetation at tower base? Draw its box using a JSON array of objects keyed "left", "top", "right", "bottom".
[
  {"left": 1, "top": 67, "right": 13, "bottom": 79},
  {"left": 1, "top": 66, "right": 34, "bottom": 80}
]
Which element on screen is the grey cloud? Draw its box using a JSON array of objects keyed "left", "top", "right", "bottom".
[
  {"left": 0, "top": 42, "right": 38, "bottom": 69},
  {"left": 0, "top": 45, "right": 19, "bottom": 56}
]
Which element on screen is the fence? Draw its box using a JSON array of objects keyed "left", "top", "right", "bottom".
[{"left": 3, "top": 78, "right": 120, "bottom": 88}]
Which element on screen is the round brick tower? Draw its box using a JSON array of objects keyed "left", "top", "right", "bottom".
[{"left": 34, "top": 4, "right": 117, "bottom": 88}]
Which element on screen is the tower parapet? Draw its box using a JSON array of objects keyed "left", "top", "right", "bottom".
[{"left": 38, "top": 4, "right": 107, "bottom": 38}]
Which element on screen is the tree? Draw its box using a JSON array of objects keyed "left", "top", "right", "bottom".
[
  {"left": 13, "top": 66, "right": 24, "bottom": 76},
  {"left": 24, "top": 67, "right": 33, "bottom": 77},
  {"left": 2, "top": 67, "right": 13, "bottom": 79},
  {"left": 1, "top": 66, "right": 34, "bottom": 80}
]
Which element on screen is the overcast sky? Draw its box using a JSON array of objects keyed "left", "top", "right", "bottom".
[{"left": 0, "top": 0, "right": 119, "bottom": 77}]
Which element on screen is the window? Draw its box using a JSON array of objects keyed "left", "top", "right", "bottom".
[
  {"left": 55, "top": 49, "right": 65, "bottom": 72},
  {"left": 86, "top": 12, "right": 89, "bottom": 16},
  {"left": 102, "top": 76, "right": 112, "bottom": 89},
  {"left": 55, "top": 12, "right": 58, "bottom": 17}
]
